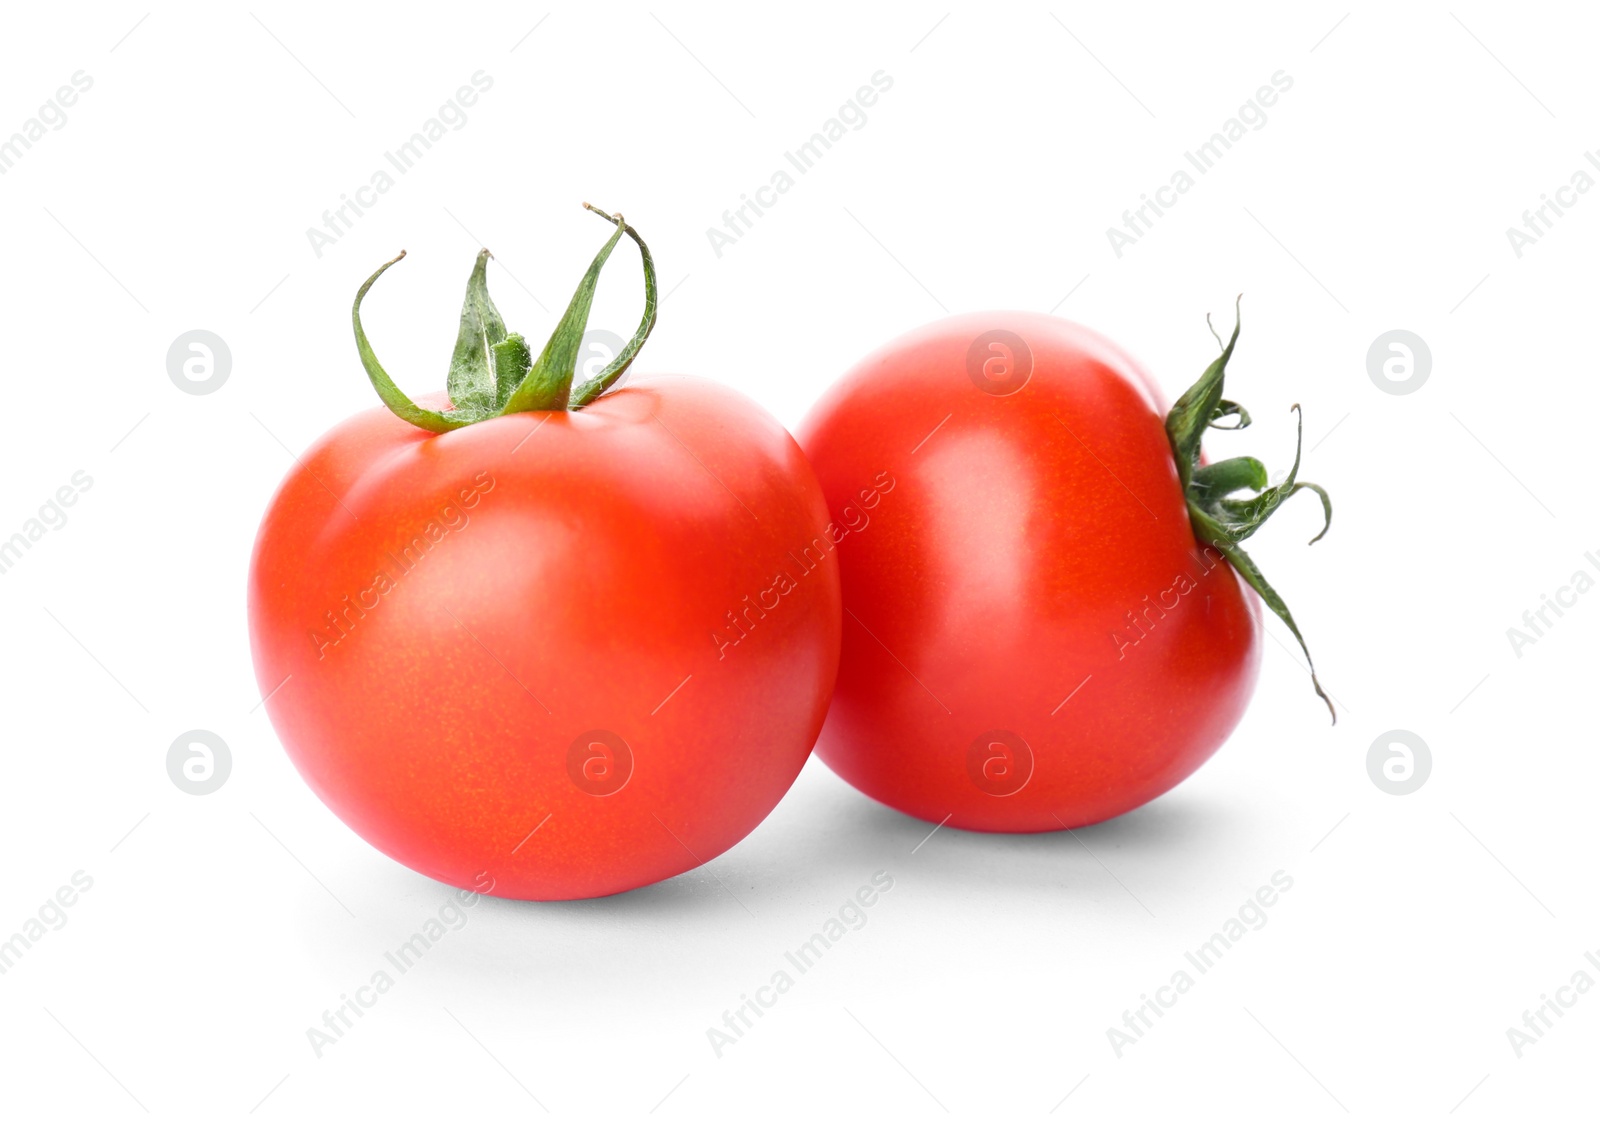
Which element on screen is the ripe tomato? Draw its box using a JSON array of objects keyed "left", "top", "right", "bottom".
[
  {"left": 796, "top": 310, "right": 1330, "bottom": 832},
  {"left": 249, "top": 209, "right": 840, "bottom": 899}
]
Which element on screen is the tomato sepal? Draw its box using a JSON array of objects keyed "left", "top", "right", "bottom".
[
  {"left": 352, "top": 251, "right": 471, "bottom": 431},
  {"left": 569, "top": 205, "right": 658, "bottom": 408},
  {"left": 349, "top": 204, "right": 658, "bottom": 432},
  {"left": 1166, "top": 300, "right": 1337, "bottom": 722},
  {"left": 445, "top": 248, "right": 510, "bottom": 417}
]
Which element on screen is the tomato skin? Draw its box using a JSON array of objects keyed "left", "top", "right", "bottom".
[
  {"left": 796, "top": 313, "right": 1261, "bottom": 832},
  {"left": 249, "top": 376, "right": 840, "bottom": 900}
]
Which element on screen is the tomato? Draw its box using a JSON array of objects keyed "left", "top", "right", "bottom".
[
  {"left": 248, "top": 209, "right": 840, "bottom": 899},
  {"left": 796, "top": 310, "right": 1330, "bottom": 832}
]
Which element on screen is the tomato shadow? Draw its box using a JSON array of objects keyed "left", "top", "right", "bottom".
[
  {"left": 905, "top": 790, "right": 1225, "bottom": 849},
  {"left": 786, "top": 779, "right": 1240, "bottom": 896},
  {"left": 342, "top": 771, "right": 1241, "bottom": 1007},
  {"left": 458, "top": 772, "right": 1233, "bottom": 921},
  {"left": 364, "top": 770, "right": 1234, "bottom": 930}
]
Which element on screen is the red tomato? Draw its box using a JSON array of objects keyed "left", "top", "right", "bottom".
[
  {"left": 250, "top": 382, "right": 840, "bottom": 900},
  {"left": 796, "top": 311, "right": 1330, "bottom": 832},
  {"left": 249, "top": 211, "right": 840, "bottom": 899}
]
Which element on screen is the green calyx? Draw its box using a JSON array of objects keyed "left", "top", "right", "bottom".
[
  {"left": 352, "top": 203, "right": 658, "bottom": 430},
  {"left": 1165, "top": 300, "right": 1336, "bottom": 723}
]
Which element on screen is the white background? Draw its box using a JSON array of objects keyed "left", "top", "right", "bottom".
[{"left": 1, "top": 1, "right": 1594, "bottom": 1121}]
